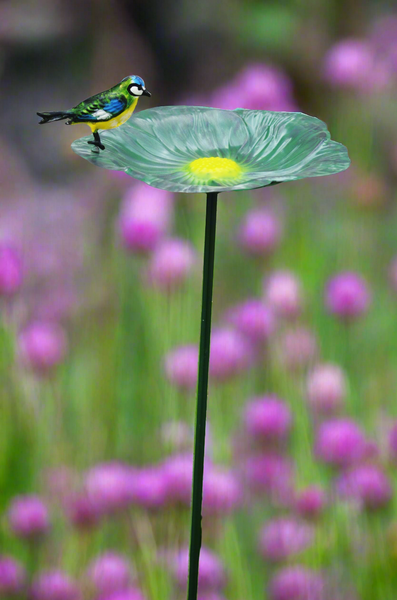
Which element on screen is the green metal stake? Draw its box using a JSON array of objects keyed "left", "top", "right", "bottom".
[{"left": 187, "top": 191, "right": 218, "bottom": 600}]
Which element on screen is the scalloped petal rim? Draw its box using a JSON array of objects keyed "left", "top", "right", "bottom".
[{"left": 71, "top": 106, "right": 350, "bottom": 193}]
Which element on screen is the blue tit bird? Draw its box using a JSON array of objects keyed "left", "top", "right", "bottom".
[{"left": 37, "top": 75, "right": 151, "bottom": 150}]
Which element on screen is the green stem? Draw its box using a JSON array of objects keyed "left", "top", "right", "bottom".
[{"left": 187, "top": 192, "right": 218, "bottom": 600}]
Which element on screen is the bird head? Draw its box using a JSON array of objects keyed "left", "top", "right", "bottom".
[{"left": 121, "top": 75, "right": 151, "bottom": 98}]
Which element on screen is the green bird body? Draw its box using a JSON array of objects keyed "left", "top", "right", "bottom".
[{"left": 37, "top": 75, "right": 151, "bottom": 150}]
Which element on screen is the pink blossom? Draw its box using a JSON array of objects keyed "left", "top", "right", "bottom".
[
  {"left": 0, "top": 245, "right": 23, "bottom": 296},
  {"left": 306, "top": 364, "right": 346, "bottom": 415},
  {"left": 118, "top": 182, "right": 173, "bottom": 253},
  {"left": 0, "top": 555, "right": 26, "bottom": 596},
  {"left": 147, "top": 238, "right": 196, "bottom": 290},
  {"left": 259, "top": 517, "right": 314, "bottom": 562},
  {"left": 226, "top": 300, "right": 276, "bottom": 345},
  {"left": 209, "top": 328, "right": 253, "bottom": 381},
  {"left": 162, "top": 453, "right": 194, "bottom": 505},
  {"left": 295, "top": 486, "right": 327, "bottom": 519},
  {"left": 269, "top": 566, "right": 325, "bottom": 600},
  {"left": 84, "top": 462, "right": 133, "bottom": 515},
  {"left": 323, "top": 38, "right": 391, "bottom": 92},
  {"left": 244, "top": 396, "right": 292, "bottom": 443},
  {"left": 325, "top": 272, "right": 371, "bottom": 320},
  {"left": 131, "top": 467, "right": 168, "bottom": 509},
  {"left": 172, "top": 546, "right": 226, "bottom": 591},
  {"left": 18, "top": 321, "right": 67, "bottom": 372},
  {"left": 211, "top": 64, "right": 298, "bottom": 112},
  {"left": 245, "top": 454, "right": 294, "bottom": 505},
  {"left": 86, "top": 553, "right": 131, "bottom": 595},
  {"left": 238, "top": 209, "right": 282, "bottom": 256},
  {"left": 30, "top": 570, "right": 81, "bottom": 600},
  {"left": 278, "top": 327, "right": 317, "bottom": 371},
  {"left": 202, "top": 466, "right": 242, "bottom": 515},
  {"left": 8, "top": 495, "right": 50, "bottom": 540},
  {"left": 164, "top": 344, "right": 198, "bottom": 391},
  {"left": 315, "top": 419, "right": 367, "bottom": 468},
  {"left": 263, "top": 271, "right": 303, "bottom": 319},
  {"left": 336, "top": 465, "right": 392, "bottom": 510}
]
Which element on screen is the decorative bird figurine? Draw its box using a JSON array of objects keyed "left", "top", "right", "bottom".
[{"left": 37, "top": 75, "right": 151, "bottom": 150}]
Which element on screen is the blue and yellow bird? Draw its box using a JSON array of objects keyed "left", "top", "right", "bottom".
[{"left": 37, "top": 75, "right": 151, "bottom": 150}]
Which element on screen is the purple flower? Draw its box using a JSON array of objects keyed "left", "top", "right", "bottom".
[
  {"left": 209, "top": 327, "right": 253, "bottom": 381},
  {"left": 335, "top": 465, "right": 392, "bottom": 510},
  {"left": 238, "top": 208, "right": 282, "bottom": 256},
  {"left": 30, "top": 570, "right": 81, "bottom": 600},
  {"left": 84, "top": 462, "right": 133, "bottom": 515},
  {"left": 268, "top": 566, "right": 325, "bottom": 600},
  {"left": 244, "top": 396, "right": 292, "bottom": 443},
  {"left": 7, "top": 494, "right": 50, "bottom": 540},
  {"left": 263, "top": 271, "right": 303, "bottom": 319},
  {"left": 172, "top": 546, "right": 226, "bottom": 591},
  {"left": 86, "top": 552, "right": 131, "bottom": 595},
  {"left": 163, "top": 453, "right": 223, "bottom": 507},
  {"left": 306, "top": 364, "right": 346, "bottom": 415},
  {"left": 202, "top": 466, "right": 242, "bottom": 515},
  {"left": 259, "top": 517, "right": 314, "bottom": 562},
  {"left": 234, "top": 64, "right": 297, "bottom": 110},
  {"left": 164, "top": 344, "right": 198, "bottom": 391},
  {"left": 325, "top": 272, "right": 371, "bottom": 320},
  {"left": 0, "top": 245, "right": 23, "bottom": 296},
  {"left": 323, "top": 38, "right": 391, "bottom": 92},
  {"left": 226, "top": 300, "right": 276, "bottom": 345},
  {"left": 18, "top": 321, "right": 67, "bottom": 372},
  {"left": 64, "top": 492, "right": 102, "bottom": 530},
  {"left": 244, "top": 454, "right": 294, "bottom": 506},
  {"left": 0, "top": 555, "right": 25, "bottom": 596},
  {"left": 162, "top": 453, "right": 194, "bottom": 505},
  {"left": 211, "top": 63, "right": 298, "bottom": 112},
  {"left": 278, "top": 327, "right": 317, "bottom": 371},
  {"left": 315, "top": 419, "right": 367, "bottom": 468},
  {"left": 118, "top": 182, "right": 173, "bottom": 253},
  {"left": 146, "top": 238, "right": 196, "bottom": 291},
  {"left": 131, "top": 466, "right": 168, "bottom": 509},
  {"left": 295, "top": 486, "right": 327, "bottom": 520}
]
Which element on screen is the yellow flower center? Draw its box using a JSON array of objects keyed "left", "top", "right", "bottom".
[{"left": 187, "top": 157, "right": 243, "bottom": 181}]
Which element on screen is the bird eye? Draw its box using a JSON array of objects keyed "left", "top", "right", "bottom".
[{"left": 128, "top": 85, "right": 143, "bottom": 96}]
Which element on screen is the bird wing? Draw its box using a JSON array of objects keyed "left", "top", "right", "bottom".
[{"left": 72, "top": 92, "right": 128, "bottom": 123}]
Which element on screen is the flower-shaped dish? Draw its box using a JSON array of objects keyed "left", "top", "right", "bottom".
[{"left": 71, "top": 106, "right": 350, "bottom": 193}]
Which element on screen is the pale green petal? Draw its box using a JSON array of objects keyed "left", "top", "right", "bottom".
[{"left": 72, "top": 106, "right": 350, "bottom": 193}]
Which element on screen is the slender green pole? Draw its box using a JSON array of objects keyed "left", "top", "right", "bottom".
[{"left": 187, "top": 191, "right": 218, "bottom": 600}]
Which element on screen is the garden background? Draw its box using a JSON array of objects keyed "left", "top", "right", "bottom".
[{"left": 1, "top": 0, "right": 397, "bottom": 598}]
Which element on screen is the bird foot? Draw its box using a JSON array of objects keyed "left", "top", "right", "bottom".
[{"left": 87, "top": 140, "right": 105, "bottom": 151}]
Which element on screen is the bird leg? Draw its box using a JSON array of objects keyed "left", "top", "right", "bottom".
[{"left": 87, "top": 131, "right": 105, "bottom": 151}]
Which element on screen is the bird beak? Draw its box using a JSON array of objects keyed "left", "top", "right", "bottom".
[{"left": 142, "top": 89, "right": 151, "bottom": 97}]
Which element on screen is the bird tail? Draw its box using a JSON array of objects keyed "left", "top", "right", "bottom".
[{"left": 37, "top": 111, "right": 72, "bottom": 124}]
